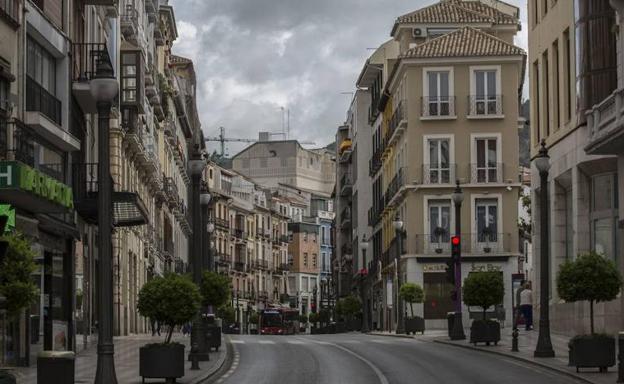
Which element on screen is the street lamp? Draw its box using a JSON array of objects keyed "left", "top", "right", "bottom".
[
  {"left": 450, "top": 180, "right": 466, "bottom": 340},
  {"left": 359, "top": 234, "right": 370, "bottom": 333},
  {"left": 534, "top": 140, "right": 555, "bottom": 358},
  {"left": 91, "top": 56, "right": 119, "bottom": 384},
  {"left": 188, "top": 157, "right": 209, "bottom": 361},
  {"left": 392, "top": 213, "right": 405, "bottom": 334}
]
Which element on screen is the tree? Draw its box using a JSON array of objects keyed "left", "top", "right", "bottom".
[
  {"left": 518, "top": 189, "right": 531, "bottom": 239},
  {"left": 137, "top": 274, "right": 202, "bottom": 343},
  {"left": 0, "top": 231, "right": 38, "bottom": 318},
  {"left": 336, "top": 295, "right": 361, "bottom": 321},
  {"left": 399, "top": 283, "right": 424, "bottom": 318},
  {"left": 200, "top": 271, "right": 231, "bottom": 310},
  {"left": 557, "top": 252, "right": 622, "bottom": 334},
  {"left": 217, "top": 305, "right": 235, "bottom": 324},
  {"left": 463, "top": 271, "right": 504, "bottom": 320},
  {"left": 308, "top": 312, "right": 320, "bottom": 326}
]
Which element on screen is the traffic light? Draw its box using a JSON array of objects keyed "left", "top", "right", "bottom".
[
  {"left": 445, "top": 259, "right": 455, "bottom": 284},
  {"left": 451, "top": 235, "right": 461, "bottom": 262}
]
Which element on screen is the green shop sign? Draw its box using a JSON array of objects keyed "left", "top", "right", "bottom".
[{"left": 0, "top": 161, "right": 73, "bottom": 209}]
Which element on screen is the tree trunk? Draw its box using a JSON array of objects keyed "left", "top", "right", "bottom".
[
  {"left": 166, "top": 324, "right": 174, "bottom": 344},
  {"left": 410, "top": 302, "right": 414, "bottom": 317},
  {"left": 483, "top": 307, "right": 487, "bottom": 321},
  {"left": 590, "top": 300, "right": 594, "bottom": 335}
]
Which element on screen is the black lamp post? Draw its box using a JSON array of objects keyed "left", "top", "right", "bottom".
[
  {"left": 359, "top": 234, "right": 370, "bottom": 333},
  {"left": 392, "top": 214, "right": 405, "bottom": 334},
  {"left": 189, "top": 157, "right": 209, "bottom": 361},
  {"left": 534, "top": 140, "right": 555, "bottom": 358},
  {"left": 450, "top": 180, "right": 466, "bottom": 340},
  {"left": 91, "top": 56, "right": 119, "bottom": 384}
]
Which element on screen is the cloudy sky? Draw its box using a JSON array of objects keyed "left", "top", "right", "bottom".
[{"left": 168, "top": 0, "right": 528, "bottom": 156}]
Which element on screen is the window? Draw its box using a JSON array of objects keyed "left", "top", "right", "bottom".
[
  {"left": 543, "top": 50, "right": 550, "bottom": 136},
  {"left": 121, "top": 52, "right": 138, "bottom": 103},
  {"left": 533, "top": 61, "right": 541, "bottom": 143},
  {"left": 476, "top": 199, "right": 498, "bottom": 242},
  {"left": 303, "top": 232, "right": 308, "bottom": 242},
  {"left": 474, "top": 137, "right": 499, "bottom": 183},
  {"left": 303, "top": 253, "right": 308, "bottom": 267},
  {"left": 312, "top": 254, "right": 317, "bottom": 268},
  {"left": 428, "top": 200, "right": 451, "bottom": 243},
  {"left": 425, "top": 70, "right": 452, "bottom": 116},
  {"left": 27, "top": 37, "right": 56, "bottom": 94},
  {"left": 590, "top": 174, "right": 619, "bottom": 262},
  {"left": 552, "top": 40, "right": 560, "bottom": 130},
  {"left": 427, "top": 138, "right": 451, "bottom": 184},
  {"left": 321, "top": 252, "right": 327, "bottom": 271},
  {"left": 0, "top": 78, "right": 9, "bottom": 113},
  {"left": 564, "top": 29, "right": 572, "bottom": 123},
  {"left": 471, "top": 68, "right": 499, "bottom": 115}
]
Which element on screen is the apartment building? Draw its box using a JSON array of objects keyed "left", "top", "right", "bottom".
[
  {"left": 232, "top": 140, "right": 335, "bottom": 196},
  {"left": 529, "top": 0, "right": 623, "bottom": 335},
  {"left": 343, "top": 0, "right": 525, "bottom": 331}
]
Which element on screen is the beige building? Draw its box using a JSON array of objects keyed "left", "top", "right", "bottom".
[
  {"left": 350, "top": 0, "right": 525, "bottom": 331},
  {"left": 529, "top": 0, "right": 623, "bottom": 335}
]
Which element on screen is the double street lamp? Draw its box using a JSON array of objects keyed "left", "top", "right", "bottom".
[
  {"left": 91, "top": 57, "right": 119, "bottom": 384},
  {"left": 450, "top": 181, "right": 466, "bottom": 340},
  {"left": 534, "top": 140, "right": 555, "bottom": 358},
  {"left": 359, "top": 234, "right": 370, "bottom": 333},
  {"left": 392, "top": 214, "right": 405, "bottom": 334}
]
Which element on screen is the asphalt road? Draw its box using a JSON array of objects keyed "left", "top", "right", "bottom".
[{"left": 211, "top": 333, "right": 581, "bottom": 384}]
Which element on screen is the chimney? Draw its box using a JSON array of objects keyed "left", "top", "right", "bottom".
[{"left": 259, "top": 132, "right": 270, "bottom": 142}]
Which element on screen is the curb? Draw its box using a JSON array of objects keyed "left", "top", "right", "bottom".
[
  {"left": 433, "top": 339, "right": 597, "bottom": 384},
  {"left": 368, "top": 332, "right": 417, "bottom": 340},
  {"left": 192, "top": 336, "right": 232, "bottom": 384}
]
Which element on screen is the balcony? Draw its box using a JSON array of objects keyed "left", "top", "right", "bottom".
[
  {"left": 145, "top": 0, "right": 157, "bottom": 22},
  {"left": 71, "top": 43, "right": 113, "bottom": 114},
  {"left": 234, "top": 261, "right": 246, "bottom": 272},
  {"left": 215, "top": 253, "right": 231, "bottom": 266},
  {"left": 0, "top": 0, "right": 19, "bottom": 28},
  {"left": 422, "top": 164, "right": 456, "bottom": 185},
  {"left": 586, "top": 88, "right": 624, "bottom": 155},
  {"left": 163, "top": 177, "right": 179, "bottom": 209},
  {"left": 420, "top": 96, "right": 456, "bottom": 119},
  {"left": 467, "top": 95, "right": 503, "bottom": 118},
  {"left": 120, "top": 4, "right": 140, "bottom": 43},
  {"left": 215, "top": 218, "right": 230, "bottom": 229},
  {"left": 469, "top": 163, "right": 503, "bottom": 184},
  {"left": 123, "top": 111, "right": 145, "bottom": 154},
  {"left": 233, "top": 228, "right": 247, "bottom": 242},
  {"left": 340, "top": 207, "right": 351, "bottom": 230},
  {"left": 385, "top": 101, "right": 407, "bottom": 147},
  {"left": 72, "top": 162, "right": 149, "bottom": 226},
  {"left": 385, "top": 167, "right": 405, "bottom": 207},
  {"left": 25, "top": 75, "right": 61, "bottom": 125},
  {"left": 338, "top": 138, "right": 352, "bottom": 164},
  {"left": 414, "top": 232, "right": 512, "bottom": 255},
  {"left": 339, "top": 173, "right": 352, "bottom": 197},
  {"left": 341, "top": 243, "right": 353, "bottom": 256},
  {"left": 369, "top": 150, "right": 382, "bottom": 176},
  {"left": 280, "top": 235, "right": 289, "bottom": 244}
]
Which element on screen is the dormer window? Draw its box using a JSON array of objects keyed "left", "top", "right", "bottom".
[{"left": 120, "top": 50, "right": 143, "bottom": 107}]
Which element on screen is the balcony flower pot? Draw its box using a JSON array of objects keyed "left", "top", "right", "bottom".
[
  {"left": 568, "top": 334, "right": 615, "bottom": 372},
  {"left": 404, "top": 316, "right": 425, "bottom": 335},
  {"left": 139, "top": 343, "right": 185, "bottom": 383},
  {"left": 469, "top": 319, "right": 500, "bottom": 346}
]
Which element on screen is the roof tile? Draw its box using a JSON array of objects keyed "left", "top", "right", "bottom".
[{"left": 395, "top": 0, "right": 517, "bottom": 26}]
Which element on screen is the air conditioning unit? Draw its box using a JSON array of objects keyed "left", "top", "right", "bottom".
[{"left": 413, "top": 28, "right": 425, "bottom": 38}]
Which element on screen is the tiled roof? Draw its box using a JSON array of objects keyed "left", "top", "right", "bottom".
[
  {"left": 394, "top": 0, "right": 517, "bottom": 27},
  {"left": 400, "top": 26, "right": 525, "bottom": 59}
]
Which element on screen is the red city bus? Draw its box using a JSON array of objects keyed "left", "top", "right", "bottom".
[{"left": 259, "top": 308, "right": 299, "bottom": 335}]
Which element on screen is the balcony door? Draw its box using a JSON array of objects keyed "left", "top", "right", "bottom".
[
  {"left": 475, "top": 138, "right": 499, "bottom": 183},
  {"left": 426, "top": 70, "right": 451, "bottom": 116},
  {"left": 474, "top": 69, "right": 498, "bottom": 115},
  {"left": 428, "top": 200, "right": 451, "bottom": 252},
  {"left": 475, "top": 198, "right": 498, "bottom": 249},
  {"left": 427, "top": 138, "right": 451, "bottom": 184}
]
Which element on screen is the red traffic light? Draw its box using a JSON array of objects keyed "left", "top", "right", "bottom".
[{"left": 451, "top": 236, "right": 460, "bottom": 246}]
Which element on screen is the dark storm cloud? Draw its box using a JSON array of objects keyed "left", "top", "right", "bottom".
[{"left": 168, "top": 0, "right": 527, "bottom": 156}]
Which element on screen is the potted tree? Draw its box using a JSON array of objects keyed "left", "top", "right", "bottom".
[
  {"left": 200, "top": 271, "right": 231, "bottom": 350},
  {"left": 400, "top": 283, "right": 425, "bottom": 335},
  {"left": 249, "top": 311, "right": 259, "bottom": 334},
  {"left": 309, "top": 312, "right": 321, "bottom": 334},
  {"left": 463, "top": 271, "right": 504, "bottom": 345},
  {"left": 298, "top": 314, "right": 309, "bottom": 333},
  {"left": 557, "top": 252, "right": 622, "bottom": 372},
  {"left": 337, "top": 295, "right": 362, "bottom": 331},
  {"left": 137, "top": 274, "right": 201, "bottom": 383}
]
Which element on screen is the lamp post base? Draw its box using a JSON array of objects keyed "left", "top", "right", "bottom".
[
  {"left": 449, "top": 313, "right": 466, "bottom": 340},
  {"left": 188, "top": 318, "right": 210, "bottom": 362},
  {"left": 95, "top": 343, "right": 118, "bottom": 384}
]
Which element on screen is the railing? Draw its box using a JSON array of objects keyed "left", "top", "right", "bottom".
[
  {"left": 468, "top": 95, "right": 503, "bottom": 116},
  {"left": 385, "top": 100, "right": 405, "bottom": 144},
  {"left": 215, "top": 218, "right": 230, "bottom": 229},
  {"left": 234, "top": 261, "right": 246, "bottom": 272},
  {"left": 233, "top": 229, "right": 246, "bottom": 239},
  {"left": 163, "top": 177, "right": 179, "bottom": 204},
  {"left": 0, "top": 0, "right": 18, "bottom": 26},
  {"left": 341, "top": 243, "right": 352, "bottom": 255},
  {"left": 120, "top": 4, "right": 139, "bottom": 30},
  {"left": 340, "top": 207, "right": 351, "bottom": 226},
  {"left": 214, "top": 253, "right": 231, "bottom": 265},
  {"left": 421, "top": 96, "right": 456, "bottom": 117},
  {"left": 72, "top": 163, "right": 99, "bottom": 198},
  {"left": 414, "top": 232, "right": 511, "bottom": 255},
  {"left": 469, "top": 163, "right": 503, "bottom": 183},
  {"left": 280, "top": 235, "right": 289, "bottom": 243},
  {"left": 26, "top": 76, "right": 62, "bottom": 125},
  {"left": 369, "top": 150, "right": 382, "bottom": 176},
  {"left": 586, "top": 88, "right": 624, "bottom": 152},
  {"left": 277, "top": 263, "right": 289, "bottom": 272},
  {"left": 422, "top": 164, "right": 456, "bottom": 184},
  {"left": 71, "top": 42, "right": 112, "bottom": 82},
  {"left": 340, "top": 173, "right": 352, "bottom": 196},
  {"left": 385, "top": 167, "right": 405, "bottom": 203}
]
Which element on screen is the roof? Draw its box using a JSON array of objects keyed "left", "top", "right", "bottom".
[
  {"left": 392, "top": 0, "right": 517, "bottom": 35},
  {"left": 400, "top": 26, "right": 525, "bottom": 59}
]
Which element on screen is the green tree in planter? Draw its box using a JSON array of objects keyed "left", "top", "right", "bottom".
[
  {"left": 200, "top": 271, "right": 231, "bottom": 311},
  {"left": 336, "top": 295, "right": 361, "bottom": 321},
  {"left": 217, "top": 305, "right": 236, "bottom": 325},
  {"left": 463, "top": 271, "right": 504, "bottom": 320},
  {"left": 298, "top": 314, "right": 308, "bottom": 324},
  {"left": 399, "top": 283, "right": 424, "bottom": 318},
  {"left": 557, "top": 252, "right": 622, "bottom": 335},
  {"left": 0, "top": 231, "right": 38, "bottom": 318},
  {"left": 138, "top": 274, "right": 202, "bottom": 344},
  {"left": 249, "top": 311, "right": 259, "bottom": 325},
  {"left": 319, "top": 308, "right": 331, "bottom": 326},
  {"left": 308, "top": 312, "right": 320, "bottom": 327}
]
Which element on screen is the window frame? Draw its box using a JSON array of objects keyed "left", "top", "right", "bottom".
[
  {"left": 423, "top": 134, "right": 455, "bottom": 184},
  {"left": 469, "top": 65, "right": 502, "bottom": 117},
  {"left": 470, "top": 133, "right": 502, "bottom": 183},
  {"left": 471, "top": 194, "right": 503, "bottom": 247},
  {"left": 422, "top": 66, "right": 455, "bottom": 119}
]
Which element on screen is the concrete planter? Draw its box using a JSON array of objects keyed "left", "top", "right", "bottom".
[
  {"left": 206, "top": 324, "right": 222, "bottom": 352},
  {"left": 404, "top": 317, "right": 425, "bottom": 335},
  {"left": 469, "top": 320, "right": 500, "bottom": 346},
  {"left": 37, "top": 351, "right": 74, "bottom": 384},
  {"left": 569, "top": 335, "right": 615, "bottom": 372},
  {"left": 139, "top": 343, "right": 185, "bottom": 383}
]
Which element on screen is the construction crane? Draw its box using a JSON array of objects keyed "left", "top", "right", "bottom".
[{"left": 205, "top": 126, "right": 315, "bottom": 157}]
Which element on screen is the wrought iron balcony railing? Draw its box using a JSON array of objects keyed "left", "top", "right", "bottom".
[
  {"left": 421, "top": 96, "right": 456, "bottom": 118},
  {"left": 468, "top": 95, "right": 503, "bottom": 117},
  {"left": 26, "top": 76, "right": 61, "bottom": 125}
]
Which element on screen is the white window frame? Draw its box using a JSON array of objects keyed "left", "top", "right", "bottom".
[
  {"left": 468, "top": 65, "right": 503, "bottom": 118},
  {"left": 470, "top": 133, "right": 502, "bottom": 184},
  {"left": 470, "top": 193, "right": 503, "bottom": 253},
  {"left": 423, "top": 134, "right": 455, "bottom": 185},
  {"left": 423, "top": 195, "right": 455, "bottom": 254},
  {"left": 422, "top": 66, "right": 455, "bottom": 119}
]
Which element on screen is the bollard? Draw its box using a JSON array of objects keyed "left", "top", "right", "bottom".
[
  {"left": 190, "top": 343, "right": 200, "bottom": 370},
  {"left": 618, "top": 332, "right": 624, "bottom": 383},
  {"left": 511, "top": 327, "right": 519, "bottom": 352}
]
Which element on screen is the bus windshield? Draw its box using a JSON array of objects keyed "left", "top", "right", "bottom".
[{"left": 262, "top": 313, "right": 282, "bottom": 327}]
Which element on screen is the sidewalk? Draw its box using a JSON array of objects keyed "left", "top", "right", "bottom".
[
  {"left": 371, "top": 329, "right": 617, "bottom": 384},
  {"left": 11, "top": 333, "right": 228, "bottom": 384}
]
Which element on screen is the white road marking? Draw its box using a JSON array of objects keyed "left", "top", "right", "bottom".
[
  {"left": 341, "top": 340, "right": 361, "bottom": 344},
  {"left": 369, "top": 339, "right": 390, "bottom": 343},
  {"left": 258, "top": 340, "right": 275, "bottom": 344},
  {"left": 287, "top": 340, "right": 305, "bottom": 344},
  {"left": 230, "top": 340, "right": 245, "bottom": 344}
]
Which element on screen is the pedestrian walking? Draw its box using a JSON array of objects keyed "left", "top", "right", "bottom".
[{"left": 519, "top": 282, "right": 533, "bottom": 331}]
